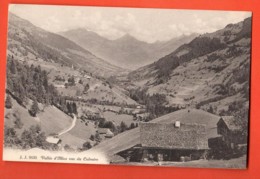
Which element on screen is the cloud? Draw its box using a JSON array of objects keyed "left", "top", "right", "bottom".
[{"left": 9, "top": 5, "right": 251, "bottom": 43}]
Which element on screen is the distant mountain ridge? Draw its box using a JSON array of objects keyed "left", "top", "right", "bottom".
[
  {"left": 60, "top": 29, "right": 198, "bottom": 69},
  {"left": 7, "top": 13, "right": 125, "bottom": 77}
]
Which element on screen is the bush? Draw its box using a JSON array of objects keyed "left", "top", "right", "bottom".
[
  {"left": 5, "top": 95, "right": 12, "bottom": 109},
  {"left": 14, "top": 117, "right": 23, "bottom": 129},
  {"left": 4, "top": 126, "right": 21, "bottom": 147},
  {"left": 89, "top": 135, "right": 95, "bottom": 141},
  {"left": 20, "top": 125, "right": 46, "bottom": 149},
  {"left": 82, "top": 141, "right": 92, "bottom": 150},
  {"left": 64, "top": 144, "right": 73, "bottom": 152},
  {"left": 29, "top": 99, "right": 39, "bottom": 117}
]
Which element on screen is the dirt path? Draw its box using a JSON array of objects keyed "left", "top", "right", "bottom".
[{"left": 58, "top": 114, "right": 77, "bottom": 136}]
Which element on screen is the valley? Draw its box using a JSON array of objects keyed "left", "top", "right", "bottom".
[
  {"left": 60, "top": 29, "right": 197, "bottom": 70},
  {"left": 4, "top": 11, "right": 250, "bottom": 167}
]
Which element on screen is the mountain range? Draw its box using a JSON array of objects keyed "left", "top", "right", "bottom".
[{"left": 60, "top": 29, "right": 197, "bottom": 69}]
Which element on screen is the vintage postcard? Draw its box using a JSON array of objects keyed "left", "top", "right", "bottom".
[{"left": 3, "top": 4, "right": 251, "bottom": 168}]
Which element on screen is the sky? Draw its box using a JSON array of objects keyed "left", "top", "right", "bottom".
[{"left": 9, "top": 4, "right": 251, "bottom": 43}]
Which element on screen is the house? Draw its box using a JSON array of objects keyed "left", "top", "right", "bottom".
[
  {"left": 136, "top": 106, "right": 141, "bottom": 109},
  {"left": 118, "top": 122, "right": 209, "bottom": 162},
  {"left": 85, "top": 75, "right": 91, "bottom": 79},
  {"left": 105, "top": 130, "right": 114, "bottom": 138},
  {"left": 135, "top": 113, "right": 150, "bottom": 121},
  {"left": 98, "top": 128, "right": 114, "bottom": 138},
  {"left": 46, "top": 136, "right": 61, "bottom": 145},
  {"left": 217, "top": 116, "right": 246, "bottom": 149},
  {"left": 90, "top": 109, "right": 225, "bottom": 163}
]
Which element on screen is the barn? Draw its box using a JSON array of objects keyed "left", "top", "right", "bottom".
[
  {"left": 98, "top": 128, "right": 114, "bottom": 138},
  {"left": 89, "top": 109, "right": 244, "bottom": 163},
  {"left": 217, "top": 116, "right": 246, "bottom": 149},
  {"left": 117, "top": 122, "right": 209, "bottom": 162},
  {"left": 46, "top": 136, "right": 61, "bottom": 145}
]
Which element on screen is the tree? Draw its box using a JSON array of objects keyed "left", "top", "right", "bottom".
[
  {"left": 120, "top": 121, "right": 128, "bottom": 133},
  {"left": 82, "top": 141, "right": 92, "bottom": 150},
  {"left": 98, "top": 118, "right": 106, "bottom": 128},
  {"left": 20, "top": 125, "right": 46, "bottom": 149},
  {"left": 21, "top": 129, "right": 35, "bottom": 149},
  {"left": 35, "top": 132, "right": 46, "bottom": 148},
  {"left": 10, "top": 59, "right": 17, "bottom": 74},
  {"left": 14, "top": 117, "right": 23, "bottom": 129},
  {"left": 30, "top": 124, "right": 41, "bottom": 134},
  {"left": 72, "top": 102, "right": 77, "bottom": 114},
  {"left": 68, "top": 76, "right": 75, "bottom": 86},
  {"left": 129, "top": 122, "right": 136, "bottom": 129},
  {"left": 4, "top": 126, "right": 20, "bottom": 147},
  {"left": 84, "top": 84, "right": 89, "bottom": 93},
  {"left": 94, "top": 132, "right": 101, "bottom": 143},
  {"left": 64, "top": 144, "right": 73, "bottom": 152},
  {"left": 5, "top": 95, "right": 12, "bottom": 109},
  {"left": 29, "top": 99, "right": 39, "bottom": 117},
  {"left": 89, "top": 135, "right": 95, "bottom": 141},
  {"left": 119, "top": 107, "right": 124, "bottom": 114},
  {"left": 207, "top": 105, "right": 214, "bottom": 114}
]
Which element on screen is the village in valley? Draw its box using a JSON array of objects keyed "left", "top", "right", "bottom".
[{"left": 3, "top": 6, "right": 250, "bottom": 168}]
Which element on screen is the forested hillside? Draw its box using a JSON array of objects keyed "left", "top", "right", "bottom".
[
  {"left": 128, "top": 17, "right": 251, "bottom": 133},
  {"left": 8, "top": 13, "right": 124, "bottom": 77}
]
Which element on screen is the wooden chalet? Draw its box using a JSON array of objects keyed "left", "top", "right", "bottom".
[
  {"left": 46, "top": 136, "right": 62, "bottom": 145},
  {"left": 217, "top": 116, "right": 246, "bottom": 149},
  {"left": 98, "top": 128, "right": 114, "bottom": 138},
  {"left": 118, "top": 122, "right": 209, "bottom": 162},
  {"left": 89, "top": 109, "right": 247, "bottom": 163}
]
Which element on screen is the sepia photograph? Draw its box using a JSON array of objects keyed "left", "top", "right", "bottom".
[{"left": 3, "top": 4, "right": 251, "bottom": 168}]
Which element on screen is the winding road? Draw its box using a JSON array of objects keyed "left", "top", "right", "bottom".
[
  {"left": 46, "top": 114, "right": 77, "bottom": 143},
  {"left": 58, "top": 114, "right": 77, "bottom": 136}
]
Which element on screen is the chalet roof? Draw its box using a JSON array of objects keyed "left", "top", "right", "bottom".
[
  {"left": 140, "top": 122, "right": 208, "bottom": 150},
  {"left": 46, "top": 136, "right": 60, "bottom": 144},
  {"left": 220, "top": 116, "right": 241, "bottom": 131},
  {"left": 98, "top": 128, "right": 112, "bottom": 134},
  {"left": 105, "top": 130, "right": 114, "bottom": 138}
]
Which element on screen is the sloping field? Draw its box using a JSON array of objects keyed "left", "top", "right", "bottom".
[
  {"left": 59, "top": 132, "right": 86, "bottom": 148},
  {"left": 4, "top": 96, "right": 73, "bottom": 137},
  {"left": 38, "top": 106, "right": 72, "bottom": 135},
  {"left": 4, "top": 98, "right": 39, "bottom": 136},
  {"left": 61, "top": 119, "right": 97, "bottom": 147},
  {"left": 90, "top": 109, "right": 220, "bottom": 159},
  {"left": 103, "top": 111, "right": 134, "bottom": 126}
]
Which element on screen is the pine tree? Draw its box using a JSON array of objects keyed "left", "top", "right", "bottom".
[
  {"left": 72, "top": 102, "right": 77, "bottom": 114},
  {"left": 82, "top": 141, "right": 92, "bottom": 150},
  {"left": 130, "top": 122, "right": 136, "bottom": 129},
  {"left": 10, "top": 59, "right": 17, "bottom": 74},
  {"left": 90, "top": 135, "right": 95, "bottom": 141},
  {"left": 29, "top": 99, "right": 39, "bottom": 117},
  {"left": 67, "top": 102, "right": 72, "bottom": 114},
  {"left": 120, "top": 121, "right": 128, "bottom": 133},
  {"left": 84, "top": 84, "right": 89, "bottom": 92},
  {"left": 5, "top": 95, "right": 12, "bottom": 109}
]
